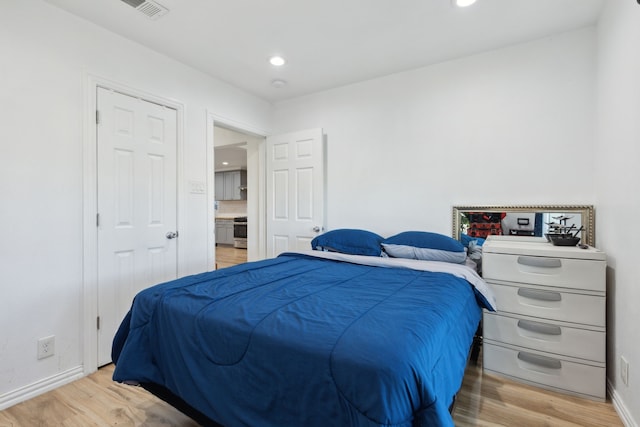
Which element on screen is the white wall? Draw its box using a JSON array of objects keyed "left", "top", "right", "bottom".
[
  {"left": 595, "top": 1, "right": 640, "bottom": 425},
  {"left": 0, "top": 0, "right": 271, "bottom": 407},
  {"left": 273, "top": 28, "right": 597, "bottom": 237}
]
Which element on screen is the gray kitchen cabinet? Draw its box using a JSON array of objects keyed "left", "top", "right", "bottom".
[
  {"left": 215, "top": 219, "right": 235, "bottom": 245},
  {"left": 215, "top": 170, "right": 247, "bottom": 201},
  {"left": 215, "top": 172, "right": 225, "bottom": 201}
]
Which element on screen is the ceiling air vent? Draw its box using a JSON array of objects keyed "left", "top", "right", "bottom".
[{"left": 120, "top": 0, "right": 169, "bottom": 20}]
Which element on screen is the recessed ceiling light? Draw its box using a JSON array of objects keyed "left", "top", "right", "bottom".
[
  {"left": 269, "top": 56, "right": 286, "bottom": 66},
  {"left": 454, "top": 0, "right": 477, "bottom": 7},
  {"left": 271, "top": 79, "right": 287, "bottom": 88}
]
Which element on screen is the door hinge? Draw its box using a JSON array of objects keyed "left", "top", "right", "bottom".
[
  {"left": 96, "top": 110, "right": 100, "bottom": 125},
  {"left": 97, "top": 316, "right": 101, "bottom": 330},
  {"left": 96, "top": 213, "right": 100, "bottom": 227}
]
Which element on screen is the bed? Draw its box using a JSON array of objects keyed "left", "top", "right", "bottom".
[{"left": 112, "top": 230, "right": 496, "bottom": 427}]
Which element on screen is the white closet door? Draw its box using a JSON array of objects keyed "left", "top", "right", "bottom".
[{"left": 96, "top": 87, "right": 178, "bottom": 366}]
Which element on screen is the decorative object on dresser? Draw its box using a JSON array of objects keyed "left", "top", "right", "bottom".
[{"left": 481, "top": 235, "right": 606, "bottom": 401}]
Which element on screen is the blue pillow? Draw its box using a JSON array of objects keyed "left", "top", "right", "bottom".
[
  {"left": 311, "top": 229, "right": 384, "bottom": 257},
  {"left": 382, "top": 231, "right": 467, "bottom": 263}
]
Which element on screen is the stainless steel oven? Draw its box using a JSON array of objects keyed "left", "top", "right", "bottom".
[{"left": 233, "top": 216, "right": 247, "bottom": 249}]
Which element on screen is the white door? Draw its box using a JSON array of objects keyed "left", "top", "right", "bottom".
[
  {"left": 266, "top": 128, "right": 324, "bottom": 257},
  {"left": 96, "top": 87, "right": 178, "bottom": 366}
]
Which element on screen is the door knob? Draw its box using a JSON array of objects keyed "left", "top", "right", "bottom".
[
  {"left": 313, "top": 226, "right": 321, "bottom": 233},
  {"left": 166, "top": 231, "right": 178, "bottom": 239}
]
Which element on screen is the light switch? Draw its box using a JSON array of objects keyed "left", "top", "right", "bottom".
[{"left": 189, "top": 180, "right": 206, "bottom": 194}]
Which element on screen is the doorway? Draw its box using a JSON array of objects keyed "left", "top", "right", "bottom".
[
  {"left": 206, "top": 117, "right": 326, "bottom": 267},
  {"left": 210, "top": 120, "right": 266, "bottom": 268}
]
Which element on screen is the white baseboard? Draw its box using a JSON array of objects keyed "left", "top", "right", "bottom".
[
  {"left": 0, "top": 366, "right": 84, "bottom": 411},
  {"left": 608, "top": 379, "right": 638, "bottom": 427}
]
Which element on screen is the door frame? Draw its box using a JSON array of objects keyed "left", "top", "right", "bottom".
[
  {"left": 82, "top": 73, "right": 185, "bottom": 374},
  {"left": 206, "top": 111, "right": 269, "bottom": 263}
]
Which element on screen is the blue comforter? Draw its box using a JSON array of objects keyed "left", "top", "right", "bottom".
[{"left": 112, "top": 252, "right": 487, "bottom": 426}]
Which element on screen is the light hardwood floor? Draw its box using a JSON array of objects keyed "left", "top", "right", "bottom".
[
  {"left": 0, "top": 364, "right": 199, "bottom": 427},
  {"left": 0, "top": 356, "right": 622, "bottom": 426},
  {"left": 215, "top": 245, "right": 247, "bottom": 269}
]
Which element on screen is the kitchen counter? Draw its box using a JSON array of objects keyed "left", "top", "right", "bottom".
[{"left": 215, "top": 213, "right": 247, "bottom": 219}]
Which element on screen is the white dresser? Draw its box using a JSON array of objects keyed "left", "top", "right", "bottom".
[{"left": 481, "top": 236, "right": 607, "bottom": 400}]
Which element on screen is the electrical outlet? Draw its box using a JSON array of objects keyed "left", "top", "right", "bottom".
[
  {"left": 620, "top": 356, "right": 629, "bottom": 386},
  {"left": 37, "top": 336, "right": 55, "bottom": 360}
]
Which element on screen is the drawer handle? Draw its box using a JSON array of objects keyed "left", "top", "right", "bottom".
[
  {"left": 517, "top": 319, "right": 562, "bottom": 335},
  {"left": 517, "top": 256, "right": 561, "bottom": 268},
  {"left": 517, "top": 351, "right": 562, "bottom": 369},
  {"left": 517, "top": 288, "right": 562, "bottom": 302}
]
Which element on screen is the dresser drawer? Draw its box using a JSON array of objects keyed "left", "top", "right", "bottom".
[
  {"left": 489, "top": 282, "right": 605, "bottom": 327},
  {"left": 483, "top": 342, "right": 605, "bottom": 400},
  {"left": 483, "top": 252, "right": 605, "bottom": 292},
  {"left": 483, "top": 312, "right": 605, "bottom": 362}
]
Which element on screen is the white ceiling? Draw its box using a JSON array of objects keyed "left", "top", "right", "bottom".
[
  {"left": 215, "top": 145, "right": 248, "bottom": 171},
  {"left": 214, "top": 126, "right": 256, "bottom": 170},
  {"left": 44, "top": 0, "right": 604, "bottom": 103}
]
